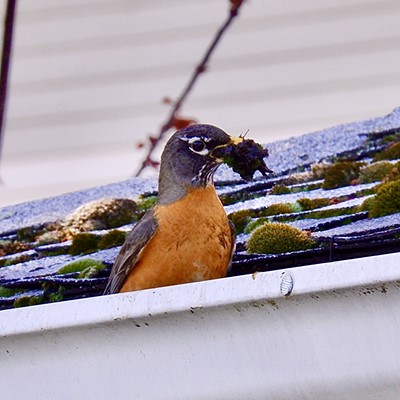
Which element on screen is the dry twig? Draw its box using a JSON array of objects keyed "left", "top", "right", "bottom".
[
  {"left": 0, "top": 0, "right": 17, "bottom": 172},
  {"left": 134, "top": 0, "right": 247, "bottom": 176}
]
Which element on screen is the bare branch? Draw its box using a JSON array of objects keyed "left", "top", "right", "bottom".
[
  {"left": 134, "top": 0, "right": 247, "bottom": 177},
  {"left": 0, "top": 0, "right": 17, "bottom": 175}
]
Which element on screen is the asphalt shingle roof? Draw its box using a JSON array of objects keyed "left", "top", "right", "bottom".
[{"left": 1, "top": 107, "right": 400, "bottom": 310}]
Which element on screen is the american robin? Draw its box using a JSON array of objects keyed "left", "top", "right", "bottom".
[{"left": 104, "top": 124, "right": 241, "bottom": 294}]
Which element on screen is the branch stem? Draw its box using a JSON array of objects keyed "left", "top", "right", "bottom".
[
  {"left": 0, "top": 0, "right": 17, "bottom": 172},
  {"left": 135, "top": 3, "right": 246, "bottom": 177}
]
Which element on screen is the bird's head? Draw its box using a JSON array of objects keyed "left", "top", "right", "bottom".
[{"left": 158, "top": 124, "right": 240, "bottom": 204}]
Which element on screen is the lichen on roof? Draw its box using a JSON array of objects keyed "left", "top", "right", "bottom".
[{"left": 1, "top": 107, "right": 400, "bottom": 310}]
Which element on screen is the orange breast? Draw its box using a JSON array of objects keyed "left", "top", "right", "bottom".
[{"left": 120, "top": 186, "right": 233, "bottom": 292}]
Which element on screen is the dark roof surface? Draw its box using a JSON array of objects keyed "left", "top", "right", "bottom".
[{"left": 1, "top": 108, "right": 400, "bottom": 310}]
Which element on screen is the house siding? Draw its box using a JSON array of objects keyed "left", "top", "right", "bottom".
[{"left": 1, "top": 0, "right": 400, "bottom": 205}]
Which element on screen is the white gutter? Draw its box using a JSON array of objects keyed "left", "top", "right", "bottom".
[{"left": 1, "top": 252, "right": 400, "bottom": 400}]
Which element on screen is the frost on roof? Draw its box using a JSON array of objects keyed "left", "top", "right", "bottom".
[
  {"left": 216, "top": 106, "right": 400, "bottom": 180},
  {"left": 225, "top": 183, "right": 375, "bottom": 214},
  {"left": 1, "top": 108, "right": 400, "bottom": 310},
  {"left": 313, "top": 212, "right": 400, "bottom": 238},
  {"left": 0, "top": 177, "right": 157, "bottom": 235}
]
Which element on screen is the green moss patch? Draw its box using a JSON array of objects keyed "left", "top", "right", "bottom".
[
  {"left": 48, "top": 290, "right": 64, "bottom": 303},
  {"left": 66, "top": 198, "right": 137, "bottom": 232},
  {"left": 2, "top": 254, "right": 32, "bottom": 267},
  {"left": 13, "top": 295, "right": 44, "bottom": 308},
  {"left": 69, "top": 233, "right": 101, "bottom": 255},
  {"left": 35, "top": 230, "right": 65, "bottom": 246},
  {"left": 322, "top": 161, "right": 365, "bottom": 189},
  {"left": 228, "top": 210, "right": 253, "bottom": 234},
  {"left": 362, "top": 180, "right": 400, "bottom": 218},
  {"left": 0, "top": 286, "right": 25, "bottom": 298},
  {"left": 246, "top": 223, "right": 316, "bottom": 254},
  {"left": 17, "top": 227, "right": 38, "bottom": 242},
  {"left": 383, "top": 161, "right": 400, "bottom": 183},
  {"left": 68, "top": 229, "right": 127, "bottom": 256},
  {"left": 244, "top": 218, "right": 269, "bottom": 234},
  {"left": 265, "top": 203, "right": 297, "bottom": 216},
  {"left": 359, "top": 161, "right": 395, "bottom": 184},
  {"left": 374, "top": 141, "right": 400, "bottom": 161},
  {"left": 98, "top": 230, "right": 127, "bottom": 250},
  {"left": 296, "top": 197, "right": 330, "bottom": 211},
  {"left": 136, "top": 195, "right": 157, "bottom": 215},
  {"left": 303, "top": 206, "right": 359, "bottom": 220},
  {"left": 57, "top": 258, "right": 105, "bottom": 275},
  {"left": 270, "top": 183, "right": 291, "bottom": 195}
]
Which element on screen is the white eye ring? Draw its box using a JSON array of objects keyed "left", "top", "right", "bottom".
[
  {"left": 180, "top": 136, "right": 210, "bottom": 155},
  {"left": 189, "top": 139, "right": 208, "bottom": 155}
]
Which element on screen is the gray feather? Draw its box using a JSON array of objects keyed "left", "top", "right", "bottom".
[{"left": 103, "top": 209, "right": 158, "bottom": 294}]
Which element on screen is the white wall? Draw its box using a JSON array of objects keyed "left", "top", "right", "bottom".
[{"left": 1, "top": 0, "right": 400, "bottom": 207}]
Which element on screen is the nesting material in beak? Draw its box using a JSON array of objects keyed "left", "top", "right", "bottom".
[
  {"left": 211, "top": 135, "right": 272, "bottom": 181},
  {"left": 229, "top": 136, "right": 245, "bottom": 145}
]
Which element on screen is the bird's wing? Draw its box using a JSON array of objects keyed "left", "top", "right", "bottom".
[
  {"left": 227, "top": 220, "right": 236, "bottom": 270},
  {"left": 103, "top": 208, "right": 158, "bottom": 294}
]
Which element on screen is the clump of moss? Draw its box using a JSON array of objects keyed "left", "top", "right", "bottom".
[
  {"left": 296, "top": 197, "right": 330, "bottom": 211},
  {"left": 3, "top": 253, "right": 32, "bottom": 267},
  {"left": 41, "top": 282, "right": 66, "bottom": 303},
  {"left": 283, "top": 171, "right": 314, "bottom": 185},
  {"left": 358, "top": 196, "right": 375, "bottom": 213},
  {"left": 69, "top": 229, "right": 126, "bottom": 256},
  {"left": 78, "top": 266, "right": 103, "bottom": 279},
  {"left": 69, "top": 233, "right": 101, "bottom": 255},
  {"left": 57, "top": 258, "right": 105, "bottom": 275},
  {"left": 244, "top": 218, "right": 269, "bottom": 234},
  {"left": 219, "top": 193, "right": 241, "bottom": 206},
  {"left": 0, "top": 286, "right": 24, "bottom": 297},
  {"left": 35, "top": 230, "right": 65, "bottom": 246},
  {"left": 322, "top": 161, "right": 365, "bottom": 189},
  {"left": 212, "top": 138, "right": 272, "bottom": 181},
  {"left": 246, "top": 223, "right": 316, "bottom": 254},
  {"left": 362, "top": 180, "right": 400, "bottom": 218},
  {"left": 264, "top": 203, "right": 295, "bottom": 216},
  {"left": 136, "top": 195, "right": 157, "bottom": 215},
  {"left": 382, "top": 161, "right": 400, "bottom": 183},
  {"left": 66, "top": 198, "right": 137, "bottom": 233},
  {"left": 374, "top": 141, "right": 400, "bottom": 161},
  {"left": 17, "top": 227, "right": 37, "bottom": 242},
  {"left": 0, "top": 241, "right": 7, "bottom": 257},
  {"left": 270, "top": 183, "right": 291, "bottom": 195},
  {"left": 311, "top": 162, "right": 331, "bottom": 179},
  {"left": 98, "top": 230, "right": 126, "bottom": 250},
  {"left": 0, "top": 240, "right": 31, "bottom": 256},
  {"left": 303, "top": 182, "right": 324, "bottom": 191},
  {"left": 305, "top": 206, "right": 359, "bottom": 220},
  {"left": 13, "top": 295, "right": 44, "bottom": 308},
  {"left": 228, "top": 209, "right": 253, "bottom": 234},
  {"left": 359, "top": 161, "right": 395, "bottom": 184},
  {"left": 48, "top": 290, "right": 64, "bottom": 303},
  {"left": 376, "top": 131, "right": 400, "bottom": 145}
]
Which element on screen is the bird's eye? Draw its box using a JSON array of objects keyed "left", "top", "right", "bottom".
[
  {"left": 190, "top": 139, "right": 206, "bottom": 153},
  {"left": 189, "top": 138, "right": 209, "bottom": 156},
  {"left": 179, "top": 135, "right": 210, "bottom": 155}
]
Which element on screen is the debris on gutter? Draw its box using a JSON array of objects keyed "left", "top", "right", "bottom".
[{"left": 1, "top": 107, "right": 400, "bottom": 309}]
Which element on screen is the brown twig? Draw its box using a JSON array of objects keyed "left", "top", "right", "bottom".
[
  {"left": 134, "top": 0, "right": 247, "bottom": 176},
  {"left": 0, "top": 0, "right": 17, "bottom": 174}
]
